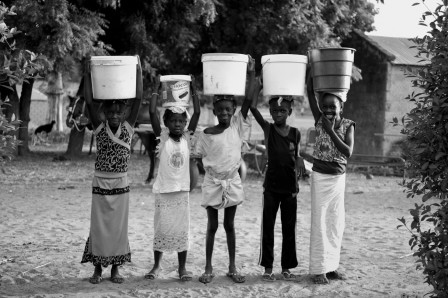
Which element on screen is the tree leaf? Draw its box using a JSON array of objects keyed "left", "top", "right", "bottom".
[
  {"left": 435, "top": 152, "right": 446, "bottom": 160},
  {"left": 422, "top": 192, "right": 435, "bottom": 202}
]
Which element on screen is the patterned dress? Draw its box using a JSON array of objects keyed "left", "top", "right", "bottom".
[{"left": 81, "top": 121, "right": 133, "bottom": 267}]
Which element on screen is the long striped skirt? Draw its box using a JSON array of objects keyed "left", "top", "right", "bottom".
[{"left": 81, "top": 174, "right": 131, "bottom": 267}]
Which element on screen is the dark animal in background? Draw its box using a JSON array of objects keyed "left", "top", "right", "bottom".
[
  {"left": 35, "top": 120, "right": 56, "bottom": 135},
  {"left": 33, "top": 120, "right": 56, "bottom": 145}
]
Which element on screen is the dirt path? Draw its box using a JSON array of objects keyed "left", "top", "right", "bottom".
[{"left": 0, "top": 152, "right": 430, "bottom": 297}]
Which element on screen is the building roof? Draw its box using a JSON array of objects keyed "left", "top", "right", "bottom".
[
  {"left": 355, "top": 30, "right": 429, "bottom": 66},
  {"left": 15, "top": 83, "right": 48, "bottom": 101},
  {"left": 31, "top": 88, "right": 47, "bottom": 101}
]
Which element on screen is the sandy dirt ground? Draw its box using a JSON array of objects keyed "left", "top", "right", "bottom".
[{"left": 0, "top": 148, "right": 431, "bottom": 298}]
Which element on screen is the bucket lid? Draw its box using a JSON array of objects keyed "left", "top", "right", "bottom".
[
  {"left": 160, "top": 75, "right": 191, "bottom": 82},
  {"left": 313, "top": 47, "right": 356, "bottom": 52},
  {"left": 90, "top": 56, "right": 138, "bottom": 65},
  {"left": 261, "top": 54, "right": 308, "bottom": 64},
  {"left": 308, "top": 47, "right": 356, "bottom": 62},
  {"left": 308, "top": 47, "right": 356, "bottom": 57},
  {"left": 201, "top": 53, "right": 249, "bottom": 63}
]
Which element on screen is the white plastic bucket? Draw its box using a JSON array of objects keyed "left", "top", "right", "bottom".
[
  {"left": 201, "top": 53, "right": 249, "bottom": 95},
  {"left": 308, "top": 48, "right": 355, "bottom": 92},
  {"left": 261, "top": 54, "right": 308, "bottom": 96},
  {"left": 160, "top": 75, "right": 191, "bottom": 108},
  {"left": 90, "top": 56, "right": 138, "bottom": 100}
]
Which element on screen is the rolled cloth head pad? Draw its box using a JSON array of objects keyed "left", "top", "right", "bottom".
[
  {"left": 213, "top": 95, "right": 236, "bottom": 103},
  {"left": 167, "top": 105, "right": 190, "bottom": 119},
  {"left": 269, "top": 96, "right": 293, "bottom": 106},
  {"left": 319, "top": 91, "right": 348, "bottom": 103}
]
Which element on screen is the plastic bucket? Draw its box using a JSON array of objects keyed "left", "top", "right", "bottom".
[
  {"left": 90, "top": 56, "right": 138, "bottom": 100},
  {"left": 308, "top": 48, "right": 355, "bottom": 92},
  {"left": 202, "top": 53, "right": 249, "bottom": 95},
  {"left": 261, "top": 54, "right": 308, "bottom": 96},
  {"left": 160, "top": 75, "right": 191, "bottom": 108}
]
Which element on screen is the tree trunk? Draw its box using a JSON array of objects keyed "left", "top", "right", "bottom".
[
  {"left": 18, "top": 79, "right": 34, "bottom": 156},
  {"left": 57, "top": 93, "right": 63, "bottom": 132},
  {"left": 65, "top": 128, "right": 86, "bottom": 157},
  {"left": 46, "top": 71, "right": 64, "bottom": 132},
  {"left": 65, "top": 77, "right": 87, "bottom": 157}
]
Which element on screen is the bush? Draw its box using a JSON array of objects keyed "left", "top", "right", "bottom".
[
  {"left": 397, "top": 2, "right": 448, "bottom": 297},
  {"left": 0, "top": 2, "right": 50, "bottom": 160},
  {"left": 0, "top": 102, "right": 20, "bottom": 162}
]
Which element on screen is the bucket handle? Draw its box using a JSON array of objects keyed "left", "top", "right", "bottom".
[{"left": 261, "top": 58, "right": 271, "bottom": 69}]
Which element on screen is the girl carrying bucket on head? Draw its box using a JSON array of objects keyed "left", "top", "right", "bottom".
[
  {"left": 145, "top": 74, "right": 200, "bottom": 282},
  {"left": 306, "top": 73, "right": 355, "bottom": 284},
  {"left": 194, "top": 56, "right": 255, "bottom": 284},
  {"left": 81, "top": 57, "right": 143, "bottom": 284},
  {"left": 250, "top": 80, "right": 306, "bottom": 282}
]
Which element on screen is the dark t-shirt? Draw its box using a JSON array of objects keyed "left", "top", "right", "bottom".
[{"left": 263, "top": 124, "right": 300, "bottom": 194}]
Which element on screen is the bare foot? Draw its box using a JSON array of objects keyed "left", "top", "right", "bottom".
[
  {"left": 262, "top": 267, "right": 275, "bottom": 281},
  {"left": 178, "top": 267, "right": 192, "bottom": 282},
  {"left": 89, "top": 265, "right": 102, "bottom": 284},
  {"left": 227, "top": 265, "right": 245, "bottom": 283},
  {"left": 313, "top": 274, "right": 329, "bottom": 284},
  {"left": 145, "top": 266, "right": 161, "bottom": 280},
  {"left": 199, "top": 266, "right": 214, "bottom": 284},
  {"left": 111, "top": 265, "right": 124, "bottom": 284},
  {"left": 326, "top": 270, "right": 347, "bottom": 280},
  {"left": 281, "top": 268, "right": 298, "bottom": 281}
]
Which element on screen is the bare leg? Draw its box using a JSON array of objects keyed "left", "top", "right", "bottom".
[
  {"left": 224, "top": 206, "right": 245, "bottom": 283},
  {"left": 223, "top": 206, "right": 237, "bottom": 272},
  {"left": 199, "top": 207, "right": 218, "bottom": 284},
  {"left": 111, "top": 265, "right": 124, "bottom": 283},
  {"left": 178, "top": 251, "right": 192, "bottom": 281},
  {"left": 89, "top": 264, "right": 102, "bottom": 284},
  {"left": 145, "top": 250, "right": 163, "bottom": 279}
]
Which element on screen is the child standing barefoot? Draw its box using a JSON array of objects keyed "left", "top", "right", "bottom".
[
  {"left": 306, "top": 75, "right": 355, "bottom": 284},
  {"left": 145, "top": 75, "right": 200, "bottom": 281},
  {"left": 195, "top": 57, "right": 255, "bottom": 284},
  {"left": 250, "top": 80, "right": 306, "bottom": 281},
  {"left": 81, "top": 57, "right": 143, "bottom": 284}
]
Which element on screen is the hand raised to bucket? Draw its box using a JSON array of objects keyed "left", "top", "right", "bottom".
[
  {"left": 83, "top": 59, "right": 93, "bottom": 105},
  {"left": 251, "top": 77, "right": 263, "bottom": 108},
  {"left": 149, "top": 75, "right": 162, "bottom": 137},
  {"left": 152, "top": 74, "right": 161, "bottom": 95},
  {"left": 188, "top": 75, "right": 201, "bottom": 133},
  {"left": 247, "top": 55, "right": 255, "bottom": 73},
  {"left": 190, "top": 75, "right": 198, "bottom": 98},
  {"left": 83, "top": 59, "right": 101, "bottom": 129}
]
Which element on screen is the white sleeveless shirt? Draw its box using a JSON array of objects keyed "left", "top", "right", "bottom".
[{"left": 152, "top": 128, "right": 191, "bottom": 193}]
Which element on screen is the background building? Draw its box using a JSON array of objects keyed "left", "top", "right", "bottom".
[{"left": 343, "top": 30, "right": 428, "bottom": 156}]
